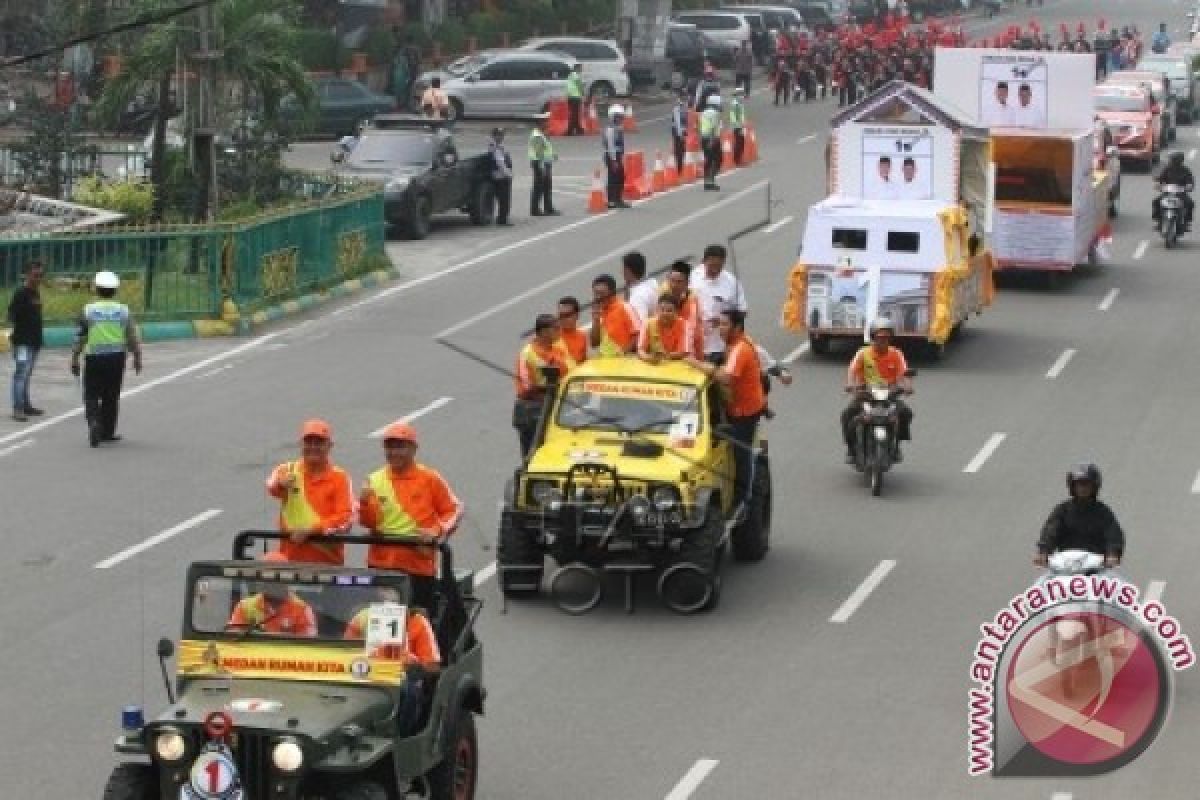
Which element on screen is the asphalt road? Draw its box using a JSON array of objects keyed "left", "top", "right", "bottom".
[{"left": 2, "top": 0, "right": 1199, "bottom": 797}]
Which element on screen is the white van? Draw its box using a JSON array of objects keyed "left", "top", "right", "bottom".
[{"left": 672, "top": 11, "right": 753, "bottom": 56}]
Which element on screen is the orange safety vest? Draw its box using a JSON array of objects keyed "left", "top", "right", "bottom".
[{"left": 277, "top": 461, "right": 345, "bottom": 564}]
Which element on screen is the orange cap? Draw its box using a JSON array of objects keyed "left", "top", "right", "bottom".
[
  {"left": 300, "top": 418, "right": 332, "bottom": 440},
  {"left": 381, "top": 422, "right": 418, "bottom": 443},
  {"left": 262, "top": 549, "right": 289, "bottom": 563}
]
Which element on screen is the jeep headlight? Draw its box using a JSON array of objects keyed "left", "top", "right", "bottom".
[
  {"left": 530, "top": 480, "right": 563, "bottom": 507},
  {"left": 154, "top": 730, "right": 187, "bottom": 762},
  {"left": 272, "top": 738, "right": 304, "bottom": 773},
  {"left": 651, "top": 486, "right": 680, "bottom": 511}
]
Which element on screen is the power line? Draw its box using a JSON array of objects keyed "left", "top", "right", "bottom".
[{"left": 0, "top": 0, "right": 220, "bottom": 69}]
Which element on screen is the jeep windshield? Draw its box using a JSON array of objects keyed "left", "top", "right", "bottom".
[
  {"left": 348, "top": 133, "right": 434, "bottom": 167},
  {"left": 555, "top": 377, "right": 702, "bottom": 434},
  {"left": 189, "top": 574, "right": 409, "bottom": 642}
]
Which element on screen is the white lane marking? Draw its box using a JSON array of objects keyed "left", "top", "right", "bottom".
[
  {"left": 1045, "top": 348, "right": 1076, "bottom": 379},
  {"left": 196, "top": 364, "right": 234, "bottom": 380},
  {"left": 665, "top": 759, "right": 720, "bottom": 800},
  {"left": 0, "top": 332, "right": 283, "bottom": 448},
  {"left": 94, "top": 509, "right": 223, "bottom": 569},
  {"left": 1188, "top": 148, "right": 1197, "bottom": 162},
  {"left": 1191, "top": 467, "right": 1200, "bottom": 494},
  {"left": 551, "top": 188, "right": 591, "bottom": 199},
  {"left": 796, "top": 133, "right": 817, "bottom": 144},
  {"left": 435, "top": 180, "right": 770, "bottom": 339},
  {"left": 1051, "top": 793, "right": 1073, "bottom": 800},
  {"left": 782, "top": 341, "right": 810, "bottom": 364},
  {"left": 1132, "top": 240, "right": 1148, "bottom": 260},
  {"left": 964, "top": 433, "right": 1007, "bottom": 474},
  {"left": 1097, "top": 288, "right": 1120, "bottom": 312},
  {"left": 0, "top": 439, "right": 35, "bottom": 458},
  {"left": 473, "top": 562, "right": 497, "bottom": 589},
  {"left": 265, "top": 342, "right": 288, "bottom": 350},
  {"left": 762, "top": 215, "right": 794, "bottom": 235},
  {"left": 1144, "top": 580, "right": 1166, "bottom": 605},
  {"left": 368, "top": 396, "right": 454, "bottom": 438},
  {"left": 830, "top": 560, "right": 896, "bottom": 623}
]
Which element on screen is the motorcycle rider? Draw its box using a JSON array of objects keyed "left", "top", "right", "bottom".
[
  {"left": 1033, "top": 464, "right": 1125, "bottom": 568},
  {"left": 1152, "top": 151, "right": 1195, "bottom": 232},
  {"left": 841, "top": 317, "right": 913, "bottom": 464}
]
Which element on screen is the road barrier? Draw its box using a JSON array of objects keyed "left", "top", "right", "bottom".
[
  {"left": 622, "top": 151, "right": 651, "bottom": 201},
  {"left": 0, "top": 172, "right": 386, "bottom": 326}
]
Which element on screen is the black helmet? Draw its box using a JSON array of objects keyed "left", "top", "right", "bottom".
[{"left": 1066, "top": 463, "right": 1102, "bottom": 493}]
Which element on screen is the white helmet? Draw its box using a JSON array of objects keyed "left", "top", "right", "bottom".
[
  {"left": 869, "top": 316, "right": 895, "bottom": 337},
  {"left": 95, "top": 270, "right": 120, "bottom": 290},
  {"left": 608, "top": 104, "right": 625, "bottom": 118},
  {"left": 706, "top": 95, "right": 722, "bottom": 108}
]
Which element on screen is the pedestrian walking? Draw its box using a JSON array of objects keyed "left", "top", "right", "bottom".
[
  {"left": 773, "top": 57, "right": 792, "bottom": 106},
  {"left": 489, "top": 127, "right": 514, "bottom": 225},
  {"left": 69, "top": 271, "right": 142, "bottom": 447},
  {"left": 603, "top": 105, "right": 630, "bottom": 209},
  {"left": 734, "top": 41, "right": 754, "bottom": 93},
  {"left": 528, "top": 113, "right": 560, "bottom": 217},
  {"left": 566, "top": 64, "right": 585, "bottom": 135},
  {"left": 670, "top": 90, "right": 688, "bottom": 177},
  {"left": 699, "top": 95, "right": 723, "bottom": 190},
  {"left": 728, "top": 88, "right": 747, "bottom": 166},
  {"left": 7, "top": 259, "right": 43, "bottom": 420}
]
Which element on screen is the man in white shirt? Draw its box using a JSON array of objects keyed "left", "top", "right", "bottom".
[
  {"left": 688, "top": 243, "right": 747, "bottom": 361},
  {"left": 873, "top": 156, "right": 902, "bottom": 201},
  {"left": 622, "top": 251, "right": 660, "bottom": 326},
  {"left": 1012, "top": 83, "right": 1046, "bottom": 128},
  {"left": 983, "top": 81, "right": 1016, "bottom": 127},
  {"left": 897, "top": 157, "right": 926, "bottom": 200}
]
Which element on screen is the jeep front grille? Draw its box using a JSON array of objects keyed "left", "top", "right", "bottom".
[{"left": 231, "top": 729, "right": 271, "bottom": 798}]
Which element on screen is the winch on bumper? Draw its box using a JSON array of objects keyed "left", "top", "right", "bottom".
[{"left": 510, "top": 462, "right": 709, "bottom": 557}]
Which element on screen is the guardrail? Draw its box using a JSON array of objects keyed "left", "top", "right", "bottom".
[{"left": 0, "top": 172, "right": 386, "bottom": 325}]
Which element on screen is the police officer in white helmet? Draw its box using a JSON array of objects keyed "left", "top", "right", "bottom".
[
  {"left": 69, "top": 271, "right": 143, "bottom": 447},
  {"left": 699, "top": 94, "right": 724, "bottom": 190},
  {"left": 603, "top": 104, "right": 630, "bottom": 209}
]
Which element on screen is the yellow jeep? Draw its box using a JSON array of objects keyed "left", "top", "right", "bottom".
[{"left": 496, "top": 356, "right": 772, "bottom": 611}]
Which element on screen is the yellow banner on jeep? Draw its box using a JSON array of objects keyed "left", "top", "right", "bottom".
[
  {"left": 177, "top": 640, "right": 405, "bottom": 686},
  {"left": 575, "top": 381, "right": 694, "bottom": 402}
]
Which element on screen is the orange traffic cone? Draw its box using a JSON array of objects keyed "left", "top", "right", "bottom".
[
  {"left": 746, "top": 125, "right": 759, "bottom": 163},
  {"left": 587, "top": 168, "right": 608, "bottom": 213},
  {"left": 584, "top": 101, "right": 600, "bottom": 134},
  {"left": 663, "top": 152, "right": 680, "bottom": 188},
  {"left": 651, "top": 152, "right": 667, "bottom": 193},
  {"left": 720, "top": 133, "right": 734, "bottom": 172},
  {"left": 682, "top": 148, "right": 699, "bottom": 183},
  {"left": 622, "top": 103, "right": 638, "bottom": 133}
]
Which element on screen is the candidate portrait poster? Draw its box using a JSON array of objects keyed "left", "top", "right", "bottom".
[
  {"left": 979, "top": 54, "right": 1049, "bottom": 129},
  {"left": 861, "top": 127, "right": 934, "bottom": 201}
]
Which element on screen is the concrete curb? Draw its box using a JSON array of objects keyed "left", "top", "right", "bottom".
[{"left": 0, "top": 267, "right": 399, "bottom": 351}]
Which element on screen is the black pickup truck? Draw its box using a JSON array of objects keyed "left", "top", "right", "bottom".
[{"left": 335, "top": 115, "right": 496, "bottom": 239}]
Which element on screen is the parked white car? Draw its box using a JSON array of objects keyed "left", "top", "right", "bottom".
[
  {"left": 672, "top": 11, "right": 753, "bottom": 56},
  {"left": 518, "top": 37, "right": 630, "bottom": 101},
  {"left": 414, "top": 51, "right": 572, "bottom": 121}
]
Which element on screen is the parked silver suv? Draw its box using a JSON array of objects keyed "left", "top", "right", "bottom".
[{"left": 413, "top": 51, "right": 572, "bottom": 121}]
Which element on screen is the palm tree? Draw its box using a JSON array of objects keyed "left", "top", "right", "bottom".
[{"left": 96, "top": 0, "right": 315, "bottom": 221}]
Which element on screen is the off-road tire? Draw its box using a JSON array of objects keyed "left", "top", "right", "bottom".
[
  {"left": 102, "top": 764, "right": 155, "bottom": 800},
  {"left": 668, "top": 504, "right": 723, "bottom": 611},
  {"left": 469, "top": 182, "right": 495, "bottom": 225},
  {"left": 428, "top": 711, "right": 478, "bottom": 800},
  {"left": 332, "top": 781, "right": 388, "bottom": 800},
  {"left": 732, "top": 461, "right": 772, "bottom": 562},
  {"left": 408, "top": 195, "right": 433, "bottom": 240},
  {"left": 497, "top": 515, "right": 543, "bottom": 595}
]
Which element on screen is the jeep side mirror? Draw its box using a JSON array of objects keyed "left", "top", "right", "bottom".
[{"left": 157, "top": 637, "right": 175, "bottom": 659}]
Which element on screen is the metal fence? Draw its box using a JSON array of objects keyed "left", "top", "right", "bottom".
[
  {"left": 0, "top": 145, "right": 150, "bottom": 194},
  {"left": 0, "top": 174, "right": 385, "bottom": 325}
]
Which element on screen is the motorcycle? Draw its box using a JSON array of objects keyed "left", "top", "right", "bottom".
[
  {"left": 847, "top": 372, "right": 914, "bottom": 497},
  {"left": 1158, "top": 184, "right": 1190, "bottom": 249},
  {"left": 1039, "top": 549, "right": 1120, "bottom": 697}
]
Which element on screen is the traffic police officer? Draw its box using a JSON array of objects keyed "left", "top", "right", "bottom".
[
  {"left": 489, "top": 126, "right": 514, "bottom": 225},
  {"left": 529, "top": 113, "right": 560, "bottom": 217},
  {"left": 70, "top": 270, "right": 142, "bottom": 447},
  {"left": 700, "top": 94, "right": 723, "bottom": 190},
  {"left": 566, "top": 63, "right": 585, "bottom": 135},
  {"left": 728, "top": 87, "right": 747, "bottom": 166},
  {"left": 603, "top": 104, "right": 630, "bottom": 209}
]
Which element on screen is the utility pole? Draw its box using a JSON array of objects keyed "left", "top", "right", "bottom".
[{"left": 192, "top": 0, "right": 220, "bottom": 221}]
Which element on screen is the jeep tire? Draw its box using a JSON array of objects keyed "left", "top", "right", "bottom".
[
  {"left": 497, "top": 515, "right": 543, "bottom": 596},
  {"left": 732, "top": 460, "right": 772, "bottom": 562},
  {"left": 469, "top": 182, "right": 495, "bottom": 225},
  {"left": 408, "top": 194, "right": 433, "bottom": 240},
  {"left": 332, "top": 781, "right": 388, "bottom": 800},
  {"left": 665, "top": 504, "right": 723, "bottom": 612},
  {"left": 427, "top": 710, "right": 478, "bottom": 800},
  {"left": 102, "top": 764, "right": 155, "bottom": 800}
]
